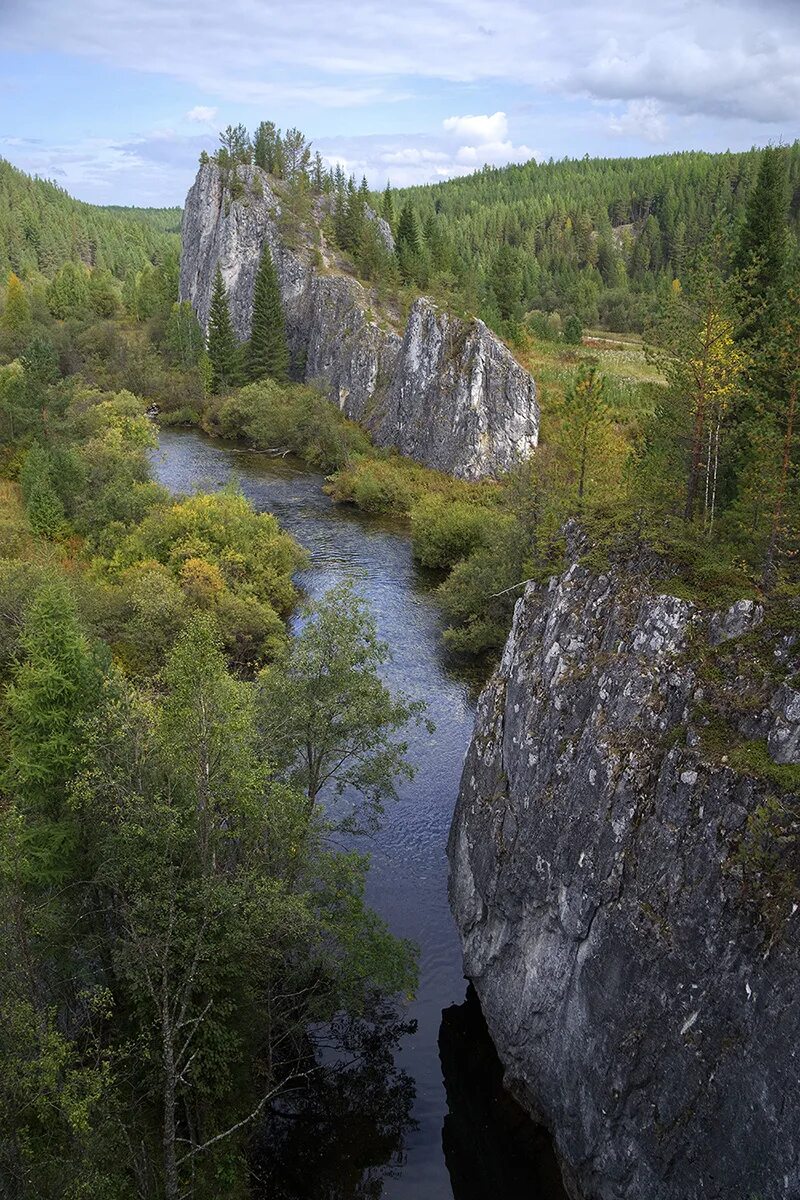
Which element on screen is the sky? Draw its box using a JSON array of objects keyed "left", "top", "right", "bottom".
[{"left": 0, "top": 0, "right": 799, "bottom": 207}]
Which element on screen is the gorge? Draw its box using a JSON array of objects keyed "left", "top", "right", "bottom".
[{"left": 174, "top": 157, "right": 800, "bottom": 1200}]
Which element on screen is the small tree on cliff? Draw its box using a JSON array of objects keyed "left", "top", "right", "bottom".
[
  {"left": 246, "top": 244, "right": 289, "bottom": 383},
  {"left": 207, "top": 266, "right": 240, "bottom": 393}
]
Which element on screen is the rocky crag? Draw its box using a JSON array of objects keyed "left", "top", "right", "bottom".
[
  {"left": 179, "top": 162, "right": 538, "bottom": 480},
  {"left": 448, "top": 538, "right": 800, "bottom": 1200}
]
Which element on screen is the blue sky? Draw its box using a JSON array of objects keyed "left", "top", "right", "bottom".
[{"left": 1, "top": 0, "right": 798, "bottom": 207}]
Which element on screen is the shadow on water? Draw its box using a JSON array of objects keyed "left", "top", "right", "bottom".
[
  {"left": 153, "top": 428, "right": 566, "bottom": 1199},
  {"left": 440, "top": 987, "right": 567, "bottom": 1200},
  {"left": 250, "top": 1003, "right": 418, "bottom": 1200}
]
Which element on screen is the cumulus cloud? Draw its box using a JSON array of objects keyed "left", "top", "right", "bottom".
[
  {"left": 442, "top": 112, "right": 509, "bottom": 142},
  {"left": 186, "top": 105, "right": 217, "bottom": 122},
  {"left": 607, "top": 99, "right": 668, "bottom": 143},
  {"left": 315, "top": 114, "right": 538, "bottom": 188}
]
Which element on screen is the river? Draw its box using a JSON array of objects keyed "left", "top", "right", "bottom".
[{"left": 153, "top": 428, "right": 566, "bottom": 1200}]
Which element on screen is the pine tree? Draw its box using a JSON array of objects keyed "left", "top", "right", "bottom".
[
  {"left": 253, "top": 120, "right": 278, "bottom": 173},
  {"left": 206, "top": 266, "right": 240, "bottom": 393},
  {"left": 246, "top": 244, "right": 289, "bottom": 383}
]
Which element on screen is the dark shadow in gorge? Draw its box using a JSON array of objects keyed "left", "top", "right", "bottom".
[
  {"left": 249, "top": 1000, "right": 418, "bottom": 1199},
  {"left": 440, "top": 985, "right": 568, "bottom": 1200}
]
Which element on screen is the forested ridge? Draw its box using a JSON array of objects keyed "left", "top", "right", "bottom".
[
  {"left": 0, "top": 156, "right": 180, "bottom": 282},
  {"left": 1, "top": 128, "right": 799, "bottom": 1197},
  {"left": 0, "top": 148, "right": 421, "bottom": 1198},
  {"left": 386, "top": 143, "right": 800, "bottom": 332}
]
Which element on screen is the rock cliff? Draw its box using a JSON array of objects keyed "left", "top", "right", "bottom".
[
  {"left": 448, "top": 542, "right": 800, "bottom": 1200},
  {"left": 179, "top": 163, "right": 538, "bottom": 480}
]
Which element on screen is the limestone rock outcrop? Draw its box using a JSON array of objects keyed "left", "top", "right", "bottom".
[
  {"left": 179, "top": 162, "right": 538, "bottom": 480},
  {"left": 448, "top": 544, "right": 800, "bottom": 1200}
]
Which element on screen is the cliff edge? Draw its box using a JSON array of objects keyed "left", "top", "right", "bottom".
[
  {"left": 179, "top": 162, "right": 538, "bottom": 480},
  {"left": 448, "top": 543, "right": 800, "bottom": 1199}
]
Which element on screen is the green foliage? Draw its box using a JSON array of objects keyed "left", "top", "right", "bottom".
[
  {"left": 246, "top": 243, "right": 289, "bottom": 382},
  {"left": 206, "top": 377, "right": 372, "bottom": 472},
  {"left": 259, "top": 582, "right": 429, "bottom": 827},
  {"left": 734, "top": 146, "right": 790, "bottom": 343},
  {"left": 3, "top": 581, "right": 102, "bottom": 821},
  {"left": 46, "top": 260, "right": 90, "bottom": 319},
  {"left": 162, "top": 300, "right": 204, "bottom": 367},
  {"left": 0, "top": 156, "right": 179, "bottom": 286},
  {"left": 1, "top": 271, "right": 32, "bottom": 354},
  {"left": 207, "top": 266, "right": 241, "bottom": 393},
  {"left": 563, "top": 314, "right": 583, "bottom": 344},
  {"left": 19, "top": 443, "right": 67, "bottom": 538},
  {"left": 411, "top": 494, "right": 502, "bottom": 569}
]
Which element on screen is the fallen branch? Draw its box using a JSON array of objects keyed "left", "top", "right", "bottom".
[{"left": 489, "top": 578, "right": 534, "bottom": 598}]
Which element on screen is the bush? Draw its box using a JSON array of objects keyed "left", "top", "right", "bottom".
[
  {"left": 410, "top": 494, "right": 505, "bottom": 570},
  {"left": 206, "top": 379, "right": 371, "bottom": 472},
  {"left": 327, "top": 456, "right": 415, "bottom": 515}
]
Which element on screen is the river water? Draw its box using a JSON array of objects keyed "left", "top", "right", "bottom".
[{"left": 153, "top": 428, "right": 565, "bottom": 1200}]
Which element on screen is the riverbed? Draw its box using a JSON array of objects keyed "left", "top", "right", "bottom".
[{"left": 153, "top": 428, "right": 565, "bottom": 1200}]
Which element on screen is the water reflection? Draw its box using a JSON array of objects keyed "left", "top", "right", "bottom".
[
  {"left": 153, "top": 429, "right": 564, "bottom": 1199},
  {"left": 251, "top": 1002, "right": 417, "bottom": 1199}
]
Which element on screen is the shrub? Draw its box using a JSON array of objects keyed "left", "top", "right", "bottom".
[{"left": 410, "top": 494, "right": 502, "bottom": 570}]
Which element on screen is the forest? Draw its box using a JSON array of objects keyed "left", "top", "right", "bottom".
[{"left": 0, "top": 124, "right": 799, "bottom": 1196}]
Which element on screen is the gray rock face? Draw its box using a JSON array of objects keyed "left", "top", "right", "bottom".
[
  {"left": 179, "top": 162, "right": 538, "bottom": 480},
  {"left": 448, "top": 555, "right": 800, "bottom": 1200}
]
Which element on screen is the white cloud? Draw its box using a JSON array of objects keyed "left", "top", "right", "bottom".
[
  {"left": 443, "top": 112, "right": 508, "bottom": 142},
  {"left": 607, "top": 99, "right": 668, "bottom": 143},
  {"left": 4, "top": 0, "right": 800, "bottom": 125},
  {"left": 186, "top": 105, "right": 217, "bottom": 122},
  {"left": 315, "top": 119, "right": 539, "bottom": 189}
]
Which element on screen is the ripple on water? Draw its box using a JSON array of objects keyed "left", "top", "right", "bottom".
[{"left": 152, "top": 428, "right": 566, "bottom": 1200}]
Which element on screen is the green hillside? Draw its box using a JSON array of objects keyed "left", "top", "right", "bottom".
[
  {"left": 0, "top": 157, "right": 181, "bottom": 281},
  {"left": 387, "top": 144, "right": 800, "bottom": 331}
]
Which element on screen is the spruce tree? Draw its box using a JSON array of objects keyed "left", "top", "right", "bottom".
[
  {"left": 396, "top": 201, "right": 421, "bottom": 257},
  {"left": 382, "top": 182, "right": 395, "bottom": 231},
  {"left": 247, "top": 244, "right": 289, "bottom": 382},
  {"left": 734, "top": 146, "right": 790, "bottom": 343},
  {"left": 207, "top": 266, "right": 240, "bottom": 393}
]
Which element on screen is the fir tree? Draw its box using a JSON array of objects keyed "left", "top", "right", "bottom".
[
  {"left": 396, "top": 201, "right": 421, "bottom": 257},
  {"left": 5, "top": 581, "right": 102, "bottom": 817},
  {"left": 246, "top": 244, "right": 289, "bottom": 383},
  {"left": 206, "top": 265, "right": 240, "bottom": 393},
  {"left": 19, "top": 443, "right": 66, "bottom": 538}
]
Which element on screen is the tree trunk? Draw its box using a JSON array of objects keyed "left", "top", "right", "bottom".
[
  {"left": 764, "top": 375, "right": 797, "bottom": 590},
  {"left": 684, "top": 392, "right": 706, "bottom": 521},
  {"left": 162, "top": 993, "right": 180, "bottom": 1200}
]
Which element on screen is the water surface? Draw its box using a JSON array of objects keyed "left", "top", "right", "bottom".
[{"left": 153, "top": 428, "right": 565, "bottom": 1200}]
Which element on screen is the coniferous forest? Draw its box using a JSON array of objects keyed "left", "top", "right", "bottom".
[{"left": 0, "top": 109, "right": 799, "bottom": 1197}]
